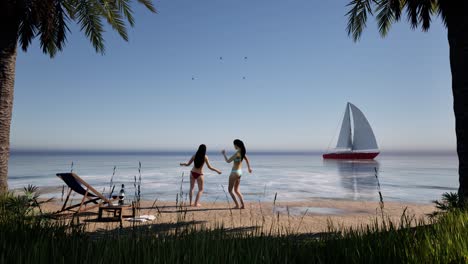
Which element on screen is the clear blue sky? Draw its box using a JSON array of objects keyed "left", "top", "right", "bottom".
[{"left": 11, "top": 0, "right": 454, "bottom": 152}]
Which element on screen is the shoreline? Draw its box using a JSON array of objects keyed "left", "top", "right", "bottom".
[{"left": 11, "top": 185, "right": 438, "bottom": 205}]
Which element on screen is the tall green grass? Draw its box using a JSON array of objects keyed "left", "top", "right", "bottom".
[
  {"left": 1, "top": 199, "right": 467, "bottom": 263},
  {"left": 1, "top": 180, "right": 467, "bottom": 264}
]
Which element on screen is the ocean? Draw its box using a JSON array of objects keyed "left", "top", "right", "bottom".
[{"left": 7, "top": 151, "right": 458, "bottom": 204}]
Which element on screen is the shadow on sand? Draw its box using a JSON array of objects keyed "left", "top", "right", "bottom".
[{"left": 88, "top": 220, "right": 262, "bottom": 239}]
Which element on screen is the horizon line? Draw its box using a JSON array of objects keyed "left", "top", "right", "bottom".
[{"left": 9, "top": 148, "right": 457, "bottom": 156}]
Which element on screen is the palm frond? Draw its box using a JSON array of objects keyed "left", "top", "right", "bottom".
[
  {"left": 433, "top": 192, "right": 460, "bottom": 211},
  {"left": 376, "top": 0, "right": 396, "bottom": 37},
  {"left": 23, "top": 185, "right": 39, "bottom": 196},
  {"left": 55, "top": 0, "right": 70, "bottom": 52},
  {"left": 390, "top": 0, "right": 404, "bottom": 21},
  {"left": 24, "top": 0, "right": 156, "bottom": 55},
  {"left": 419, "top": 0, "right": 434, "bottom": 31},
  {"left": 18, "top": 1, "right": 38, "bottom": 52},
  {"left": 116, "top": 0, "right": 135, "bottom": 26},
  {"left": 137, "top": 0, "right": 157, "bottom": 13},
  {"left": 404, "top": 0, "right": 435, "bottom": 31},
  {"left": 99, "top": 0, "right": 128, "bottom": 41},
  {"left": 346, "top": 0, "right": 373, "bottom": 41},
  {"left": 37, "top": 0, "right": 60, "bottom": 56},
  {"left": 429, "top": 192, "right": 460, "bottom": 219},
  {"left": 76, "top": 0, "right": 105, "bottom": 54},
  {"left": 437, "top": 0, "right": 452, "bottom": 28},
  {"left": 63, "top": 0, "right": 79, "bottom": 19},
  {"left": 405, "top": 0, "right": 419, "bottom": 29}
]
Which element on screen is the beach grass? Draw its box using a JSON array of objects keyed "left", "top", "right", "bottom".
[{"left": 1, "top": 192, "right": 467, "bottom": 264}]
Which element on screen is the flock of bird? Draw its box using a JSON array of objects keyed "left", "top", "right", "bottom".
[{"left": 191, "top": 56, "right": 248, "bottom": 80}]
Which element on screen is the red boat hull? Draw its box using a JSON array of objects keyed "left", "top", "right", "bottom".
[{"left": 322, "top": 152, "right": 379, "bottom": 160}]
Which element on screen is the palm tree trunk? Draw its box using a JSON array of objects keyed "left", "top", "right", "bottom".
[
  {"left": 0, "top": 5, "right": 19, "bottom": 194},
  {"left": 448, "top": 5, "right": 468, "bottom": 206}
]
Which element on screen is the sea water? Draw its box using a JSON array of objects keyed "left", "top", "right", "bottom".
[{"left": 7, "top": 151, "right": 458, "bottom": 204}]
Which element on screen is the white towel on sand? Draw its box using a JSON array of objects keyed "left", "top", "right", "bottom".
[{"left": 125, "top": 215, "right": 156, "bottom": 222}]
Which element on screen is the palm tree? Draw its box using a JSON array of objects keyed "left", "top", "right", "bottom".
[
  {"left": 346, "top": 0, "right": 468, "bottom": 206},
  {"left": 0, "top": 0, "right": 156, "bottom": 194}
]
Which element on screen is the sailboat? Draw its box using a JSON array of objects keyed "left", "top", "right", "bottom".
[{"left": 323, "top": 102, "right": 379, "bottom": 160}]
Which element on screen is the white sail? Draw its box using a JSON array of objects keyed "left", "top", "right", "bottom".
[
  {"left": 349, "top": 103, "right": 378, "bottom": 151},
  {"left": 335, "top": 103, "right": 352, "bottom": 149}
]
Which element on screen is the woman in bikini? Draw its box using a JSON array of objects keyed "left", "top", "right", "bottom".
[
  {"left": 221, "top": 139, "right": 252, "bottom": 209},
  {"left": 180, "top": 144, "right": 222, "bottom": 207}
]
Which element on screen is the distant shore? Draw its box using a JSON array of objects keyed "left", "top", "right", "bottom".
[{"left": 9, "top": 149, "right": 458, "bottom": 156}]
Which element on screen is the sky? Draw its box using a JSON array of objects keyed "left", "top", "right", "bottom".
[{"left": 11, "top": 0, "right": 454, "bottom": 152}]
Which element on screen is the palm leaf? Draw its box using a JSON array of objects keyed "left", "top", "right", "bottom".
[
  {"left": 376, "top": 0, "right": 396, "bottom": 37},
  {"left": 437, "top": 0, "right": 450, "bottom": 27},
  {"left": 18, "top": 1, "right": 38, "bottom": 52},
  {"left": 346, "top": 0, "right": 373, "bottom": 41},
  {"left": 116, "top": 0, "right": 135, "bottom": 26},
  {"left": 390, "top": 0, "right": 404, "bottom": 21},
  {"left": 63, "top": 0, "right": 79, "bottom": 19},
  {"left": 405, "top": 0, "right": 435, "bottom": 31},
  {"left": 22, "top": 0, "right": 156, "bottom": 56},
  {"left": 55, "top": 0, "right": 70, "bottom": 51},
  {"left": 418, "top": 0, "right": 435, "bottom": 31},
  {"left": 137, "top": 0, "right": 157, "bottom": 13},
  {"left": 36, "top": 0, "right": 69, "bottom": 57},
  {"left": 37, "top": 0, "right": 60, "bottom": 56},
  {"left": 405, "top": 0, "right": 419, "bottom": 29},
  {"left": 99, "top": 1, "right": 129, "bottom": 41},
  {"left": 433, "top": 192, "right": 460, "bottom": 211},
  {"left": 76, "top": 0, "right": 105, "bottom": 54}
]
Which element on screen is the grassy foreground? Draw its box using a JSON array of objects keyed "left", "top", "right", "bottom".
[
  {"left": 0, "top": 199, "right": 467, "bottom": 264},
  {"left": 1, "top": 187, "right": 467, "bottom": 263}
]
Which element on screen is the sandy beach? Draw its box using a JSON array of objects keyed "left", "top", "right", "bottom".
[{"left": 40, "top": 195, "right": 436, "bottom": 234}]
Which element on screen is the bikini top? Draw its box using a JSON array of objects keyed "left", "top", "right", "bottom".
[{"left": 234, "top": 156, "right": 242, "bottom": 162}]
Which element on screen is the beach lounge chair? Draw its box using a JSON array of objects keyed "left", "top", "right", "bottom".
[{"left": 56, "top": 172, "right": 116, "bottom": 214}]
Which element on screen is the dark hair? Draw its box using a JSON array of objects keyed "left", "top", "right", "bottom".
[
  {"left": 233, "top": 139, "right": 246, "bottom": 161},
  {"left": 194, "top": 144, "right": 206, "bottom": 168}
]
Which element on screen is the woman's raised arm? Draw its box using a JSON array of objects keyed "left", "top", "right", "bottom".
[
  {"left": 221, "top": 150, "right": 236, "bottom": 163},
  {"left": 180, "top": 155, "right": 194, "bottom": 166}
]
